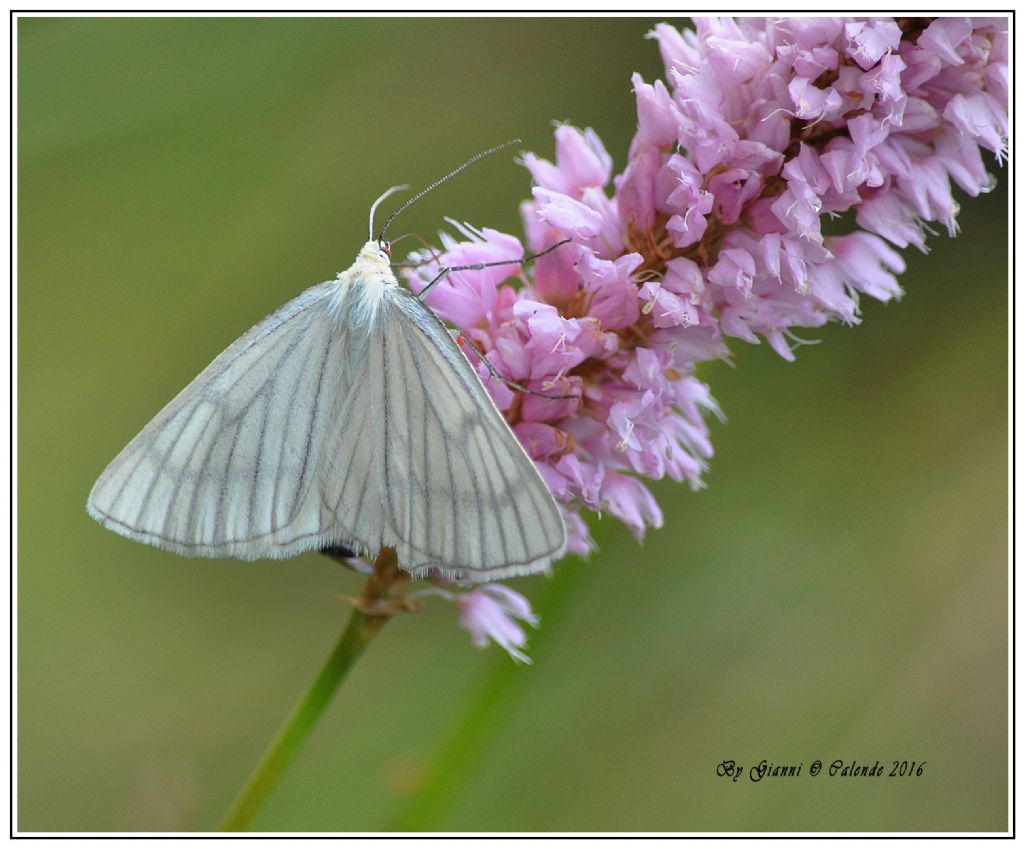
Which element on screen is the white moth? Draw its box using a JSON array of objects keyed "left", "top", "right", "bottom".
[{"left": 87, "top": 177, "right": 567, "bottom": 583}]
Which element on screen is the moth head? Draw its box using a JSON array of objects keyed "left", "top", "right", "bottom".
[{"left": 356, "top": 239, "right": 392, "bottom": 269}]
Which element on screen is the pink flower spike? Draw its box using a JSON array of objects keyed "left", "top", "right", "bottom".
[
  {"left": 455, "top": 584, "right": 540, "bottom": 664},
  {"left": 400, "top": 16, "right": 1006, "bottom": 575}
]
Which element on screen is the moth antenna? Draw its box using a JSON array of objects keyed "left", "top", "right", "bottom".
[
  {"left": 368, "top": 185, "right": 410, "bottom": 242},
  {"left": 377, "top": 139, "right": 521, "bottom": 241}
]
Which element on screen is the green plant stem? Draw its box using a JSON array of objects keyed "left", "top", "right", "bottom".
[
  {"left": 389, "top": 559, "right": 596, "bottom": 831},
  {"left": 218, "top": 548, "right": 402, "bottom": 832}
]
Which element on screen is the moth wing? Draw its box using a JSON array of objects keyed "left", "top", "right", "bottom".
[
  {"left": 87, "top": 280, "right": 368, "bottom": 559},
  {"left": 345, "top": 286, "right": 566, "bottom": 581},
  {"left": 89, "top": 273, "right": 568, "bottom": 579}
]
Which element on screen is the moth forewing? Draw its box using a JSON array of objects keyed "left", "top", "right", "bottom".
[{"left": 87, "top": 240, "right": 567, "bottom": 582}]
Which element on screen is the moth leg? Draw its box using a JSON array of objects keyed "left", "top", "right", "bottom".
[
  {"left": 451, "top": 331, "right": 577, "bottom": 401},
  {"left": 417, "top": 266, "right": 451, "bottom": 300},
  {"left": 397, "top": 238, "right": 573, "bottom": 300}
]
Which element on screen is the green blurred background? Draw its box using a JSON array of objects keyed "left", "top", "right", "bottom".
[{"left": 18, "top": 17, "right": 1007, "bottom": 833}]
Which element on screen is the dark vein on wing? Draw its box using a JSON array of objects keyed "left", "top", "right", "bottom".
[
  {"left": 290, "top": 320, "right": 335, "bottom": 526},
  {"left": 270, "top": 327, "right": 319, "bottom": 532},
  {"left": 214, "top": 417, "right": 244, "bottom": 545},
  {"left": 161, "top": 400, "right": 220, "bottom": 542},
  {"left": 413, "top": 335, "right": 491, "bottom": 565},
  {"left": 180, "top": 405, "right": 227, "bottom": 544},
  {"left": 381, "top": 325, "right": 397, "bottom": 528},
  {"left": 132, "top": 401, "right": 204, "bottom": 529},
  {"left": 106, "top": 400, "right": 191, "bottom": 517}
]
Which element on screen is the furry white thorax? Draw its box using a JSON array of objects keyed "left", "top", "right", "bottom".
[
  {"left": 329, "top": 240, "right": 400, "bottom": 324},
  {"left": 343, "top": 241, "right": 398, "bottom": 287}
]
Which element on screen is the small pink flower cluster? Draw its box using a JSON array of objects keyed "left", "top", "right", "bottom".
[
  {"left": 455, "top": 584, "right": 539, "bottom": 665},
  {"left": 407, "top": 17, "right": 1007, "bottom": 566}
]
